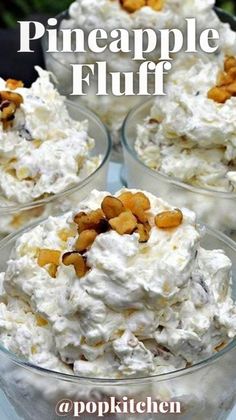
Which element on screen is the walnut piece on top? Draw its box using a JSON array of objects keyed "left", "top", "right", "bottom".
[{"left": 208, "top": 56, "right": 236, "bottom": 104}]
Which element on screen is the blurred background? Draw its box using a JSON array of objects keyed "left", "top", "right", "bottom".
[{"left": 0, "top": 0, "right": 235, "bottom": 27}]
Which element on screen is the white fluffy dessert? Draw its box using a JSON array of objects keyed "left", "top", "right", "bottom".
[
  {"left": 0, "top": 188, "right": 235, "bottom": 379},
  {"left": 135, "top": 53, "right": 236, "bottom": 193},
  {"left": 0, "top": 68, "right": 100, "bottom": 234},
  {"left": 47, "top": 0, "right": 236, "bottom": 155}
]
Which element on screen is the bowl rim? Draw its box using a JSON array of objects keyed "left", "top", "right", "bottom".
[
  {"left": 42, "top": 10, "right": 71, "bottom": 72},
  {"left": 0, "top": 99, "right": 112, "bottom": 214},
  {"left": 121, "top": 98, "right": 236, "bottom": 200},
  {"left": 0, "top": 221, "right": 236, "bottom": 384}
]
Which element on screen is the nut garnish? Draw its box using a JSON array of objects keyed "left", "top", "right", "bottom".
[
  {"left": 208, "top": 56, "right": 236, "bottom": 103},
  {"left": 118, "top": 191, "right": 151, "bottom": 223},
  {"left": 226, "top": 82, "right": 236, "bottom": 95},
  {"left": 109, "top": 210, "right": 137, "bottom": 235},
  {"left": 38, "top": 192, "right": 185, "bottom": 279},
  {"left": 120, "top": 0, "right": 164, "bottom": 13},
  {"left": 0, "top": 101, "right": 16, "bottom": 130},
  {"left": 117, "top": 191, "right": 134, "bottom": 208},
  {"left": 0, "top": 91, "right": 23, "bottom": 107},
  {"left": 101, "top": 196, "right": 125, "bottom": 220},
  {"left": 6, "top": 79, "right": 24, "bottom": 90},
  {"left": 120, "top": 0, "right": 145, "bottom": 13},
  {"left": 136, "top": 222, "right": 151, "bottom": 242},
  {"left": 62, "top": 252, "right": 88, "bottom": 278},
  {"left": 0, "top": 90, "right": 24, "bottom": 130},
  {"left": 147, "top": 0, "right": 164, "bottom": 11},
  {"left": 37, "top": 249, "right": 61, "bottom": 267},
  {"left": 74, "top": 229, "right": 98, "bottom": 253},
  {"left": 224, "top": 56, "right": 236, "bottom": 72},
  {"left": 47, "top": 264, "right": 58, "bottom": 279},
  {"left": 155, "top": 209, "right": 183, "bottom": 229},
  {"left": 74, "top": 209, "right": 108, "bottom": 233},
  {"left": 207, "top": 87, "right": 231, "bottom": 104}
]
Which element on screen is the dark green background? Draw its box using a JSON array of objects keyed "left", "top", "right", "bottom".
[{"left": 0, "top": 0, "right": 235, "bottom": 28}]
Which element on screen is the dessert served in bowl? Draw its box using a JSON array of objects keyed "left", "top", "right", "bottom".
[
  {"left": 123, "top": 52, "right": 236, "bottom": 237},
  {"left": 0, "top": 68, "right": 110, "bottom": 236},
  {"left": 0, "top": 189, "right": 236, "bottom": 419},
  {"left": 43, "top": 0, "right": 235, "bottom": 159}
]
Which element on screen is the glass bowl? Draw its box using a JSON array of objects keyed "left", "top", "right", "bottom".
[
  {"left": 0, "top": 224, "right": 236, "bottom": 419},
  {"left": 42, "top": 10, "right": 141, "bottom": 162},
  {"left": 0, "top": 101, "right": 111, "bottom": 238},
  {"left": 122, "top": 99, "right": 236, "bottom": 239},
  {"left": 42, "top": 8, "right": 236, "bottom": 163}
]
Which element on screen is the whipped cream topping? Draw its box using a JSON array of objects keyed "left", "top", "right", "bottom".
[
  {"left": 135, "top": 53, "right": 236, "bottom": 192},
  {"left": 0, "top": 67, "right": 100, "bottom": 205},
  {"left": 0, "top": 189, "right": 235, "bottom": 379}
]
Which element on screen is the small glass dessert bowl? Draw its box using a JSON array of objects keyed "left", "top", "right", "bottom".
[
  {"left": 0, "top": 188, "right": 236, "bottom": 419},
  {"left": 0, "top": 70, "right": 111, "bottom": 237},
  {"left": 42, "top": 2, "right": 235, "bottom": 161},
  {"left": 122, "top": 96, "right": 236, "bottom": 239}
]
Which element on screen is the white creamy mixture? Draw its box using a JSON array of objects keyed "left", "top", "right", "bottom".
[
  {"left": 48, "top": 0, "right": 236, "bottom": 151},
  {"left": 0, "top": 67, "right": 99, "bottom": 204},
  {"left": 0, "top": 189, "right": 235, "bottom": 379},
  {"left": 135, "top": 52, "right": 236, "bottom": 192}
]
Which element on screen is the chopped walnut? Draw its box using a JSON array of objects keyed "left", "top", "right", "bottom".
[
  {"left": 227, "top": 67, "right": 236, "bottom": 79},
  {"left": 136, "top": 222, "right": 151, "bottom": 242},
  {"left": 109, "top": 210, "right": 137, "bottom": 235},
  {"left": 47, "top": 264, "right": 58, "bottom": 279},
  {"left": 207, "top": 87, "right": 231, "bottom": 104},
  {"left": 208, "top": 56, "right": 236, "bottom": 103},
  {"left": 62, "top": 252, "right": 88, "bottom": 278},
  {"left": 37, "top": 249, "right": 61, "bottom": 267},
  {"left": 101, "top": 195, "right": 125, "bottom": 219},
  {"left": 0, "top": 91, "right": 23, "bottom": 108},
  {"left": 226, "top": 82, "right": 236, "bottom": 95},
  {"left": 74, "top": 229, "right": 98, "bottom": 253},
  {"left": 120, "top": 0, "right": 146, "bottom": 13},
  {"left": 217, "top": 72, "right": 234, "bottom": 87},
  {"left": 118, "top": 191, "right": 151, "bottom": 223},
  {"left": 0, "top": 101, "right": 16, "bottom": 130},
  {"left": 0, "top": 90, "right": 23, "bottom": 130},
  {"left": 224, "top": 56, "right": 236, "bottom": 73},
  {"left": 74, "top": 209, "right": 108, "bottom": 233},
  {"left": 155, "top": 209, "right": 183, "bottom": 229},
  {"left": 147, "top": 0, "right": 164, "bottom": 11},
  {"left": 6, "top": 79, "right": 24, "bottom": 90},
  {"left": 120, "top": 0, "right": 164, "bottom": 13},
  {"left": 118, "top": 191, "right": 134, "bottom": 208}
]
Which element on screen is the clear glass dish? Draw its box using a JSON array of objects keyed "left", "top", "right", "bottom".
[
  {"left": 122, "top": 99, "right": 236, "bottom": 239},
  {"left": 42, "top": 10, "right": 142, "bottom": 162},
  {"left": 0, "top": 224, "right": 236, "bottom": 419},
  {"left": 42, "top": 8, "right": 236, "bottom": 163},
  {"left": 0, "top": 101, "right": 111, "bottom": 237}
]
